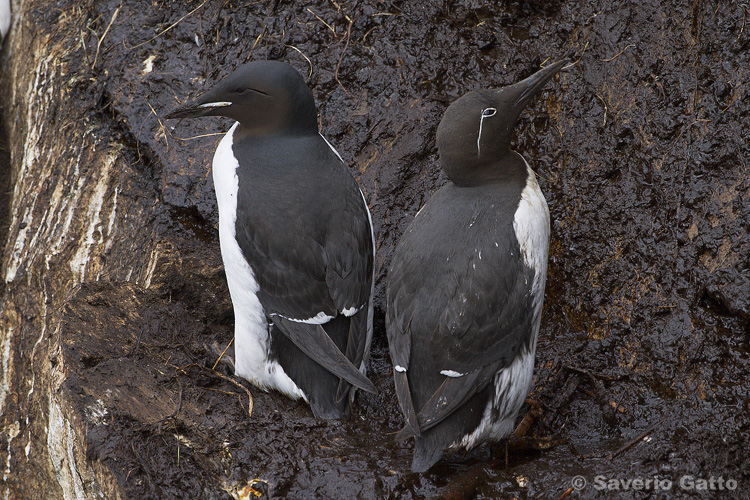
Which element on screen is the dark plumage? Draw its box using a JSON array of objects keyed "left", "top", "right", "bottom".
[
  {"left": 166, "top": 60, "right": 375, "bottom": 418},
  {"left": 386, "top": 60, "right": 566, "bottom": 471}
]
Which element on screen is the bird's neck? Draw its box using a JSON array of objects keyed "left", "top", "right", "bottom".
[
  {"left": 233, "top": 122, "right": 318, "bottom": 142},
  {"left": 443, "top": 151, "right": 527, "bottom": 187}
]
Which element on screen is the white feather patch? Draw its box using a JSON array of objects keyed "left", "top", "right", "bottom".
[
  {"left": 513, "top": 158, "right": 550, "bottom": 320},
  {"left": 456, "top": 346, "right": 536, "bottom": 450},
  {"left": 394, "top": 365, "right": 407, "bottom": 373},
  {"left": 200, "top": 101, "right": 232, "bottom": 108},
  {"left": 272, "top": 311, "right": 334, "bottom": 325},
  {"left": 342, "top": 306, "right": 360, "bottom": 317},
  {"left": 0, "top": 0, "right": 10, "bottom": 40},
  {"left": 440, "top": 369, "right": 464, "bottom": 378}
]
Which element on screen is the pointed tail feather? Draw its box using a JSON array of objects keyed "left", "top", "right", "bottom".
[
  {"left": 394, "top": 371, "right": 420, "bottom": 438},
  {"left": 273, "top": 316, "right": 376, "bottom": 394},
  {"left": 411, "top": 433, "right": 446, "bottom": 473},
  {"left": 335, "top": 307, "right": 370, "bottom": 403}
]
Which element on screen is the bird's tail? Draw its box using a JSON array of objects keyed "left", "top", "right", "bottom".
[
  {"left": 272, "top": 314, "right": 375, "bottom": 419},
  {"left": 274, "top": 315, "right": 375, "bottom": 394},
  {"left": 411, "top": 430, "right": 449, "bottom": 473},
  {"left": 335, "top": 306, "right": 370, "bottom": 403}
]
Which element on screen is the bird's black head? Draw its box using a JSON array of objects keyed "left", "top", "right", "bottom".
[
  {"left": 436, "top": 59, "right": 567, "bottom": 186},
  {"left": 165, "top": 60, "right": 318, "bottom": 136}
]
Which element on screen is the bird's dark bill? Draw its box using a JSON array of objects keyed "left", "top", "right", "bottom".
[
  {"left": 164, "top": 99, "right": 231, "bottom": 119},
  {"left": 512, "top": 59, "right": 568, "bottom": 110}
]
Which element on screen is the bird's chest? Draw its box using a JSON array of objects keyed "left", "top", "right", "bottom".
[
  {"left": 211, "top": 123, "right": 264, "bottom": 319},
  {"left": 212, "top": 123, "right": 241, "bottom": 226},
  {"left": 511, "top": 165, "right": 550, "bottom": 319}
]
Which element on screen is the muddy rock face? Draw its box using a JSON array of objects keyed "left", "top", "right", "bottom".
[{"left": 0, "top": 0, "right": 747, "bottom": 499}]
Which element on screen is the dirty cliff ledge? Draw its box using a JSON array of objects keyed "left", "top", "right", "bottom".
[{"left": 1, "top": 1, "right": 748, "bottom": 499}]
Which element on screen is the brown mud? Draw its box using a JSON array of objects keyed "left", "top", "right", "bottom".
[{"left": 3, "top": 0, "right": 750, "bottom": 498}]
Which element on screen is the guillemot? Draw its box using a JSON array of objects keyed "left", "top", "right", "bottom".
[
  {"left": 386, "top": 59, "right": 567, "bottom": 471},
  {"left": 165, "top": 60, "right": 376, "bottom": 418}
]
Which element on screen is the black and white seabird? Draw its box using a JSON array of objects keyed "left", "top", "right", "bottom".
[
  {"left": 165, "top": 60, "right": 376, "bottom": 419},
  {"left": 386, "top": 60, "right": 566, "bottom": 471}
]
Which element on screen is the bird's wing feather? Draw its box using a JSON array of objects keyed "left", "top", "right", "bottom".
[
  {"left": 394, "top": 370, "right": 420, "bottom": 438},
  {"left": 336, "top": 305, "right": 371, "bottom": 401},
  {"left": 273, "top": 316, "right": 376, "bottom": 393},
  {"left": 323, "top": 186, "right": 374, "bottom": 315},
  {"left": 412, "top": 362, "right": 500, "bottom": 432},
  {"left": 233, "top": 135, "right": 374, "bottom": 381},
  {"left": 386, "top": 185, "right": 536, "bottom": 435}
]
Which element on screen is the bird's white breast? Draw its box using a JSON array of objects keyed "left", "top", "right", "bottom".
[
  {"left": 513, "top": 159, "right": 550, "bottom": 323},
  {"left": 212, "top": 123, "right": 305, "bottom": 400}
]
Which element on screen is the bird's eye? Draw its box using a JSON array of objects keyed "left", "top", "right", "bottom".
[
  {"left": 235, "top": 88, "right": 249, "bottom": 94},
  {"left": 482, "top": 107, "right": 497, "bottom": 117}
]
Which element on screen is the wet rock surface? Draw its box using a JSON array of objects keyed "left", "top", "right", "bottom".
[{"left": 0, "top": 0, "right": 748, "bottom": 498}]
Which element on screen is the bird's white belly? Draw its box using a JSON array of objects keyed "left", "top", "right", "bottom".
[
  {"left": 212, "top": 123, "right": 305, "bottom": 400},
  {"left": 456, "top": 346, "right": 536, "bottom": 449}
]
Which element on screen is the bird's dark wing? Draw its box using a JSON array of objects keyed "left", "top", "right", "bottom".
[
  {"left": 387, "top": 279, "right": 419, "bottom": 437},
  {"left": 391, "top": 268, "right": 534, "bottom": 435},
  {"left": 386, "top": 184, "right": 536, "bottom": 435},
  {"left": 324, "top": 185, "right": 374, "bottom": 316},
  {"left": 233, "top": 135, "right": 374, "bottom": 390}
]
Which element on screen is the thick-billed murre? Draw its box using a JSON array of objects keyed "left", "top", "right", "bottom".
[
  {"left": 386, "top": 59, "right": 567, "bottom": 471},
  {"left": 165, "top": 60, "right": 376, "bottom": 419}
]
